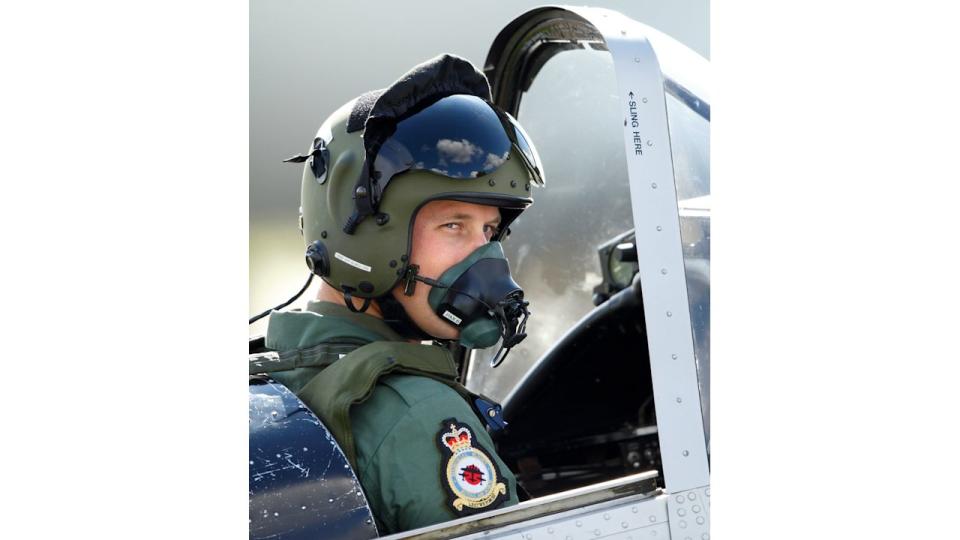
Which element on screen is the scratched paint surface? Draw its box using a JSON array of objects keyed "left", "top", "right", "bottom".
[{"left": 249, "top": 379, "right": 378, "bottom": 540}]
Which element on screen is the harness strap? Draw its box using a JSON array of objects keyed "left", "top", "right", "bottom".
[
  {"left": 296, "top": 341, "right": 461, "bottom": 468},
  {"left": 249, "top": 341, "right": 364, "bottom": 375}
]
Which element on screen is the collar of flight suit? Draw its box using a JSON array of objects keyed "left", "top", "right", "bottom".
[{"left": 265, "top": 300, "right": 405, "bottom": 352}]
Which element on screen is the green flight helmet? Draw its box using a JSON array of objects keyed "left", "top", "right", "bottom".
[{"left": 294, "top": 55, "right": 544, "bottom": 309}]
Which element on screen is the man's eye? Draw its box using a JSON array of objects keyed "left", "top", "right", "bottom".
[
  {"left": 443, "top": 223, "right": 461, "bottom": 230},
  {"left": 483, "top": 224, "right": 500, "bottom": 235}
]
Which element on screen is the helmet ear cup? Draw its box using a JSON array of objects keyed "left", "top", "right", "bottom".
[{"left": 305, "top": 240, "right": 331, "bottom": 277}]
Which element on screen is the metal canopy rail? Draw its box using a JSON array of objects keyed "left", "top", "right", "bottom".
[{"left": 480, "top": 6, "right": 710, "bottom": 540}]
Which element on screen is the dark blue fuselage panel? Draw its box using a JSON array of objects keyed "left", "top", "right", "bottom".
[{"left": 249, "top": 378, "right": 378, "bottom": 540}]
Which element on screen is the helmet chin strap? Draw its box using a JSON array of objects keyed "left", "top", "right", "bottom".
[{"left": 340, "top": 286, "right": 373, "bottom": 314}]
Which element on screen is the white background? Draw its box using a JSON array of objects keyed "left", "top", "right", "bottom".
[{"left": 2, "top": 1, "right": 958, "bottom": 538}]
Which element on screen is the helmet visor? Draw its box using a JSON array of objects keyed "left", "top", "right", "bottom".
[{"left": 372, "top": 94, "right": 545, "bottom": 190}]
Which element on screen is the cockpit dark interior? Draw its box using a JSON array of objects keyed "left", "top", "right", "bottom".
[{"left": 491, "top": 272, "right": 662, "bottom": 498}]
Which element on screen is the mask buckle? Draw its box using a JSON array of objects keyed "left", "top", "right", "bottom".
[
  {"left": 402, "top": 264, "right": 420, "bottom": 296},
  {"left": 403, "top": 263, "right": 446, "bottom": 296}
]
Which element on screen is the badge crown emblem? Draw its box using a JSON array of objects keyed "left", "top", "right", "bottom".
[{"left": 442, "top": 424, "right": 472, "bottom": 453}]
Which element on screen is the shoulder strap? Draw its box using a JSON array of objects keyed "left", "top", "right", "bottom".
[{"left": 249, "top": 341, "right": 364, "bottom": 375}]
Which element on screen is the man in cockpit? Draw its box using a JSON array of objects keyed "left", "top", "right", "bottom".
[{"left": 253, "top": 54, "right": 544, "bottom": 534}]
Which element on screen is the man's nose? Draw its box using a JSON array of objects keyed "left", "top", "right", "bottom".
[{"left": 468, "top": 227, "right": 489, "bottom": 250}]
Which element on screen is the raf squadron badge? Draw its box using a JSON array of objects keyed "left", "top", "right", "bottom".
[{"left": 437, "top": 418, "right": 508, "bottom": 515}]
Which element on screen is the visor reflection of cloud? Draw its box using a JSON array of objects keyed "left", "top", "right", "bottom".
[
  {"left": 436, "top": 138, "right": 483, "bottom": 164},
  {"left": 483, "top": 151, "right": 508, "bottom": 171}
]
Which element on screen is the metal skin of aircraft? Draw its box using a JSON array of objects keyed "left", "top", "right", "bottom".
[{"left": 249, "top": 5, "right": 710, "bottom": 540}]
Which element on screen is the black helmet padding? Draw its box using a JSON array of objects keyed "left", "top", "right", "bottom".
[{"left": 346, "top": 54, "right": 492, "bottom": 140}]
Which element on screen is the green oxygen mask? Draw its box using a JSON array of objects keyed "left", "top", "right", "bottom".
[{"left": 405, "top": 241, "right": 529, "bottom": 363}]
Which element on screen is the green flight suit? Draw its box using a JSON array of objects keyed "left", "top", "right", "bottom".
[{"left": 263, "top": 301, "right": 519, "bottom": 534}]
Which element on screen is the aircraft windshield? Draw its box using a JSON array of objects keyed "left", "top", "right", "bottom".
[{"left": 469, "top": 48, "right": 632, "bottom": 401}]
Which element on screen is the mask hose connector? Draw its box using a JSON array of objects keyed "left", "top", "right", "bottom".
[
  {"left": 494, "top": 294, "right": 529, "bottom": 349},
  {"left": 489, "top": 296, "right": 530, "bottom": 368}
]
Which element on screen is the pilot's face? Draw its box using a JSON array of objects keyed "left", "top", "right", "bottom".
[{"left": 392, "top": 199, "right": 501, "bottom": 340}]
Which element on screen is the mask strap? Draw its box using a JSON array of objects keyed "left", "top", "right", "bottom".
[{"left": 402, "top": 264, "right": 445, "bottom": 296}]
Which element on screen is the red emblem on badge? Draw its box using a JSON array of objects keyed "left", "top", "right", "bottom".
[{"left": 460, "top": 464, "right": 485, "bottom": 485}]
